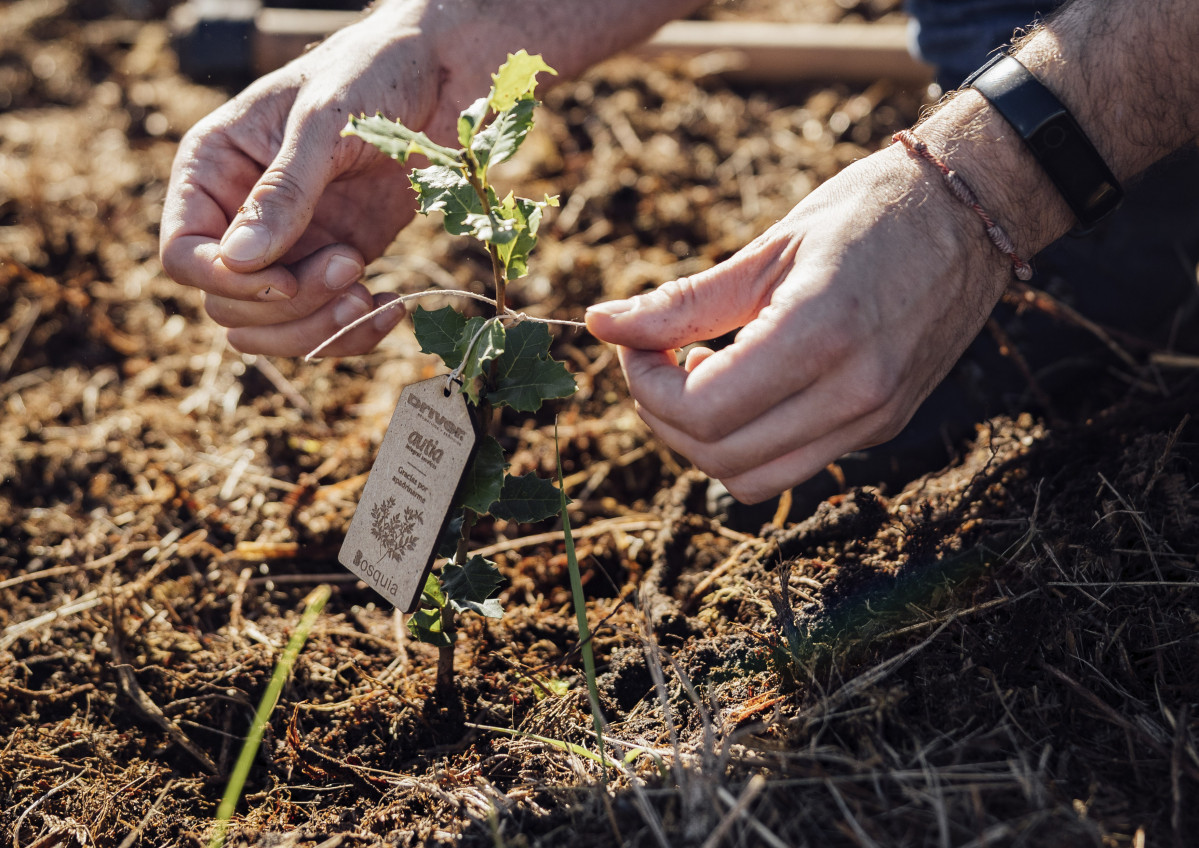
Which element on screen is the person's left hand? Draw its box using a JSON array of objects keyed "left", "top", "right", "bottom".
[{"left": 160, "top": 12, "right": 462, "bottom": 356}]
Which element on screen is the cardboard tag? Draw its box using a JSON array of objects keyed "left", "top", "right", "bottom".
[{"left": 339, "top": 377, "right": 476, "bottom": 613}]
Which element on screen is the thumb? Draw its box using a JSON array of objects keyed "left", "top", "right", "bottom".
[
  {"left": 219, "top": 117, "right": 342, "bottom": 271},
  {"left": 585, "top": 240, "right": 785, "bottom": 350}
]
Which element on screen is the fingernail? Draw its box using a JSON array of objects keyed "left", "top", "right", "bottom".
[
  {"left": 586, "top": 299, "right": 634, "bottom": 317},
  {"left": 325, "top": 255, "right": 362, "bottom": 290},
  {"left": 222, "top": 222, "right": 271, "bottom": 263},
  {"left": 258, "top": 285, "right": 292, "bottom": 302},
  {"left": 333, "top": 293, "right": 371, "bottom": 327},
  {"left": 373, "top": 295, "right": 404, "bottom": 331}
]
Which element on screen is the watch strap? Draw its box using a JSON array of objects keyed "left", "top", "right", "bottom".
[{"left": 964, "top": 53, "right": 1123, "bottom": 232}]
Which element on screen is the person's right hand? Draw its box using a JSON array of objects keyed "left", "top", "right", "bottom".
[
  {"left": 159, "top": 10, "right": 468, "bottom": 357},
  {"left": 586, "top": 142, "right": 1023, "bottom": 505}
]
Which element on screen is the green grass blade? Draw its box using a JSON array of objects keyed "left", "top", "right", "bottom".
[
  {"left": 208, "top": 584, "right": 331, "bottom": 848},
  {"left": 555, "top": 422, "right": 607, "bottom": 773},
  {"left": 464, "top": 722, "right": 622, "bottom": 772}
]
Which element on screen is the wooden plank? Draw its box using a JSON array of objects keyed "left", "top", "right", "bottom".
[
  {"left": 250, "top": 9, "right": 932, "bottom": 83},
  {"left": 252, "top": 7, "right": 360, "bottom": 77},
  {"left": 636, "top": 20, "right": 931, "bottom": 84}
]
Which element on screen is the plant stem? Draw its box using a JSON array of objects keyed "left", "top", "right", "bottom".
[
  {"left": 435, "top": 508, "right": 476, "bottom": 699},
  {"left": 433, "top": 148, "right": 509, "bottom": 702},
  {"left": 491, "top": 247, "right": 508, "bottom": 316},
  {"left": 456, "top": 509, "right": 476, "bottom": 565},
  {"left": 436, "top": 604, "right": 457, "bottom": 696},
  {"left": 462, "top": 153, "right": 509, "bottom": 314}
]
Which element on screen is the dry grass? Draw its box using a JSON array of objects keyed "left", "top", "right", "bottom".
[{"left": 3, "top": 0, "right": 1198, "bottom": 846}]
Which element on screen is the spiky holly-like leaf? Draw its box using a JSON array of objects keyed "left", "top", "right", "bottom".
[
  {"left": 495, "top": 192, "right": 558, "bottom": 280},
  {"left": 436, "top": 513, "right": 465, "bottom": 559},
  {"left": 407, "top": 606, "right": 452, "bottom": 646},
  {"left": 459, "top": 436, "right": 506, "bottom": 514},
  {"left": 419, "top": 571, "right": 446, "bottom": 608},
  {"left": 412, "top": 308, "right": 506, "bottom": 401},
  {"left": 442, "top": 555, "right": 504, "bottom": 618},
  {"left": 457, "top": 96, "right": 490, "bottom": 148},
  {"left": 472, "top": 96, "right": 535, "bottom": 173},
  {"left": 488, "top": 50, "right": 557, "bottom": 113},
  {"left": 458, "top": 318, "right": 505, "bottom": 403},
  {"left": 489, "top": 321, "right": 577, "bottom": 412},
  {"left": 410, "top": 165, "right": 516, "bottom": 244},
  {"left": 489, "top": 472, "right": 562, "bottom": 523},
  {"left": 343, "top": 113, "right": 462, "bottom": 168},
  {"left": 468, "top": 598, "right": 504, "bottom": 618},
  {"left": 412, "top": 306, "right": 467, "bottom": 370},
  {"left": 406, "top": 574, "right": 451, "bottom": 646}
]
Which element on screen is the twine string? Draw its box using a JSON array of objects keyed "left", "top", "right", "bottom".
[
  {"left": 304, "top": 288, "right": 587, "bottom": 361},
  {"left": 446, "top": 316, "right": 501, "bottom": 393}
]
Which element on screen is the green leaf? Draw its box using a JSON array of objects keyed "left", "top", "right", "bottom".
[
  {"left": 489, "top": 50, "right": 557, "bottom": 113},
  {"left": 442, "top": 555, "right": 503, "bottom": 603},
  {"left": 442, "top": 555, "right": 504, "bottom": 618},
  {"left": 457, "top": 96, "right": 490, "bottom": 148},
  {"left": 490, "top": 472, "right": 562, "bottom": 523},
  {"left": 419, "top": 572, "right": 447, "bottom": 608},
  {"left": 412, "top": 305, "right": 467, "bottom": 370},
  {"left": 457, "top": 317, "right": 505, "bottom": 403},
  {"left": 465, "top": 598, "right": 504, "bottom": 619},
  {"left": 533, "top": 677, "right": 571, "bottom": 700},
  {"left": 459, "top": 436, "right": 506, "bottom": 514},
  {"left": 406, "top": 574, "right": 451, "bottom": 646},
  {"left": 343, "top": 114, "right": 463, "bottom": 168},
  {"left": 406, "top": 606, "right": 452, "bottom": 647},
  {"left": 412, "top": 309, "right": 505, "bottom": 399},
  {"left": 471, "top": 96, "right": 535, "bottom": 172},
  {"left": 489, "top": 322, "right": 577, "bottom": 412},
  {"left": 410, "top": 165, "right": 517, "bottom": 244},
  {"left": 555, "top": 421, "right": 608, "bottom": 769},
  {"left": 494, "top": 192, "right": 557, "bottom": 280},
  {"left": 436, "top": 513, "right": 465, "bottom": 559}
]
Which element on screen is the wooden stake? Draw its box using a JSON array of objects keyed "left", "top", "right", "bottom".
[{"left": 249, "top": 10, "right": 931, "bottom": 83}]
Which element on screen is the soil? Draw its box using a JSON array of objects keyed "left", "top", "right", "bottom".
[{"left": 3, "top": 1, "right": 1199, "bottom": 847}]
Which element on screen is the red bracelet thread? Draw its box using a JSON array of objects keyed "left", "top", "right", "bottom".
[{"left": 893, "top": 129, "right": 1033, "bottom": 281}]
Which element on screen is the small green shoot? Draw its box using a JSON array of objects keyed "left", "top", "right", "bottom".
[
  {"left": 208, "top": 584, "right": 330, "bottom": 848},
  {"left": 343, "top": 52, "right": 575, "bottom": 694}
]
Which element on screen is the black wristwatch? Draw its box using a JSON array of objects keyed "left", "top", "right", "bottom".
[{"left": 964, "top": 53, "right": 1123, "bottom": 233}]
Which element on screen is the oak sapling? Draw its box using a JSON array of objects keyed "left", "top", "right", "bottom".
[{"left": 343, "top": 52, "right": 575, "bottom": 693}]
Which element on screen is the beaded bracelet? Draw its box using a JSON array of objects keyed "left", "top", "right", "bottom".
[{"left": 893, "top": 129, "right": 1033, "bottom": 281}]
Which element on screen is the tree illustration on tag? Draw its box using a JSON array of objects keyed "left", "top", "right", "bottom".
[{"left": 370, "top": 497, "right": 424, "bottom": 562}]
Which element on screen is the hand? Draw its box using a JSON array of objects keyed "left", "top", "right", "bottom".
[
  {"left": 160, "top": 12, "right": 460, "bottom": 357},
  {"left": 586, "top": 144, "right": 1012, "bottom": 504}
]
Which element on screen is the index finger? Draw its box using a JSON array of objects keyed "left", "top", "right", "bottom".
[
  {"left": 616, "top": 304, "right": 820, "bottom": 444},
  {"left": 162, "top": 233, "right": 298, "bottom": 303}
]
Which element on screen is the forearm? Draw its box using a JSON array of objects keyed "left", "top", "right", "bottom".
[
  {"left": 1025, "top": 0, "right": 1199, "bottom": 182},
  {"left": 368, "top": 0, "right": 705, "bottom": 114},
  {"left": 912, "top": 0, "right": 1199, "bottom": 260},
  {"left": 459, "top": 0, "right": 708, "bottom": 80}
]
